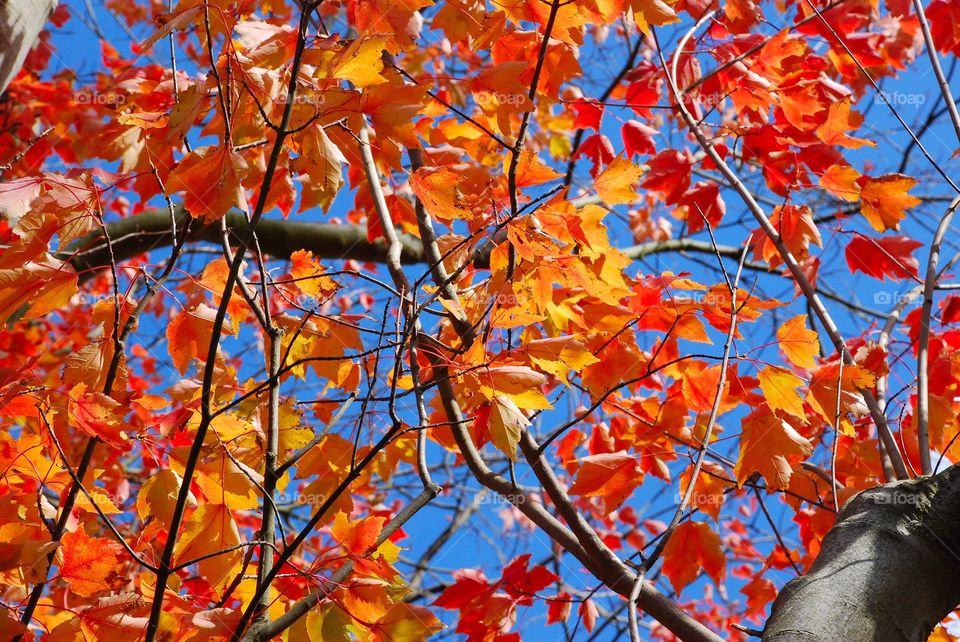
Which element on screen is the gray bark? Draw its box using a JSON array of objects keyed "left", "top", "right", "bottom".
[
  {"left": 0, "top": 0, "right": 56, "bottom": 94},
  {"left": 764, "top": 464, "right": 960, "bottom": 642}
]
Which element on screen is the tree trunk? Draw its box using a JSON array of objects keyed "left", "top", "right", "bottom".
[
  {"left": 763, "top": 464, "right": 960, "bottom": 642},
  {"left": 0, "top": 0, "right": 56, "bottom": 95}
]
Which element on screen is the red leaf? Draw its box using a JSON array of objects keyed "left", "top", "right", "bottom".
[
  {"left": 621, "top": 119, "right": 658, "bottom": 157},
  {"left": 844, "top": 234, "right": 923, "bottom": 281}
]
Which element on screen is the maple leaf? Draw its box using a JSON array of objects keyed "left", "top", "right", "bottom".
[
  {"left": 509, "top": 149, "right": 562, "bottom": 188},
  {"left": 166, "top": 303, "right": 235, "bottom": 374},
  {"left": 818, "top": 164, "right": 862, "bottom": 202},
  {"left": 0, "top": 255, "right": 77, "bottom": 323},
  {"left": 661, "top": 521, "right": 725, "bottom": 594},
  {"left": 642, "top": 150, "right": 692, "bottom": 204},
  {"left": 753, "top": 205, "right": 821, "bottom": 266},
  {"left": 758, "top": 366, "right": 806, "bottom": 419},
  {"left": 289, "top": 250, "right": 340, "bottom": 300},
  {"left": 523, "top": 336, "right": 599, "bottom": 384},
  {"left": 568, "top": 452, "right": 643, "bottom": 514},
  {"left": 165, "top": 146, "right": 249, "bottom": 223},
  {"left": 858, "top": 174, "right": 921, "bottom": 232},
  {"left": 628, "top": 0, "right": 680, "bottom": 33},
  {"left": 68, "top": 383, "right": 129, "bottom": 445},
  {"left": 679, "top": 181, "right": 725, "bottom": 234},
  {"left": 845, "top": 234, "right": 923, "bottom": 281},
  {"left": 815, "top": 100, "right": 875, "bottom": 149},
  {"left": 332, "top": 512, "right": 387, "bottom": 557},
  {"left": 410, "top": 166, "right": 477, "bottom": 220},
  {"left": 806, "top": 363, "right": 876, "bottom": 435},
  {"left": 593, "top": 156, "right": 643, "bottom": 205},
  {"left": 776, "top": 315, "right": 820, "bottom": 369},
  {"left": 735, "top": 404, "right": 813, "bottom": 489},
  {"left": 291, "top": 124, "right": 348, "bottom": 200},
  {"left": 621, "top": 119, "right": 658, "bottom": 157},
  {"left": 475, "top": 395, "right": 529, "bottom": 461},
  {"left": 371, "top": 603, "right": 444, "bottom": 642},
  {"left": 59, "top": 528, "right": 126, "bottom": 597},
  {"left": 329, "top": 35, "right": 392, "bottom": 87},
  {"left": 136, "top": 469, "right": 194, "bottom": 530},
  {"left": 174, "top": 504, "right": 243, "bottom": 597}
]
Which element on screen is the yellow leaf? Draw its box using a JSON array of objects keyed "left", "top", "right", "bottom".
[
  {"left": 332, "top": 36, "right": 390, "bottom": 88},
  {"left": 174, "top": 505, "right": 242, "bottom": 597},
  {"left": 776, "top": 315, "right": 819, "bottom": 369},
  {"left": 758, "top": 366, "right": 806, "bottom": 418},
  {"left": 594, "top": 156, "right": 643, "bottom": 205},
  {"left": 485, "top": 395, "right": 530, "bottom": 461}
]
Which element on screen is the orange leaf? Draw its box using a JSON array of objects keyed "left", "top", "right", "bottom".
[
  {"left": 174, "top": 504, "right": 242, "bottom": 597},
  {"left": 68, "top": 384, "right": 129, "bottom": 445},
  {"left": 661, "top": 521, "right": 725, "bottom": 594},
  {"left": 332, "top": 512, "right": 386, "bottom": 557},
  {"left": 734, "top": 404, "right": 812, "bottom": 488},
  {"left": 858, "top": 174, "right": 921, "bottom": 232},
  {"left": 166, "top": 303, "right": 234, "bottom": 374},
  {"left": 593, "top": 156, "right": 642, "bottom": 205},
  {"left": 165, "top": 146, "right": 249, "bottom": 223},
  {"left": 776, "top": 315, "right": 820, "bottom": 369},
  {"left": 818, "top": 164, "right": 861, "bottom": 202},
  {"left": 758, "top": 366, "right": 806, "bottom": 418},
  {"left": 568, "top": 452, "right": 642, "bottom": 514},
  {"left": 371, "top": 602, "right": 444, "bottom": 642},
  {"left": 0, "top": 255, "right": 77, "bottom": 323},
  {"left": 59, "top": 529, "right": 126, "bottom": 597},
  {"left": 815, "top": 100, "right": 874, "bottom": 149},
  {"left": 410, "top": 167, "right": 476, "bottom": 220}
]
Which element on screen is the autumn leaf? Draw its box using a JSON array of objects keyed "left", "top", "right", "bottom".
[
  {"left": 593, "top": 156, "right": 643, "bottom": 205},
  {"left": 291, "top": 124, "right": 347, "bottom": 199},
  {"left": 858, "top": 174, "right": 921, "bottom": 232},
  {"left": 136, "top": 469, "right": 194, "bottom": 530},
  {"left": 289, "top": 250, "right": 340, "bottom": 299},
  {"left": 776, "top": 315, "right": 820, "bottom": 369},
  {"left": 410, "top": 166, "right": 476, "bottom": 220},
  {"left": 845, "top": 234, "right": 923, "bottom": 281},
  {"left": 815, "top": 100, "right": 874, "bottom": 149},
  {"left": 568, "top": 452, "right": 643, "bottom": 514},
  {"left": 166, "top": 303, "right": 235, "bottom": 374},
  {"left": 807, "top": 363, "right": 876, "bottom": 435},
  {"left": 758, "top": 366, "right": 806, "bottom": 418},
  {"left": 165, "top": 146, "right": 249, "bottom": 223},
  {"left": 621, "top": 119, "right": 658, "bottom": 157},
  {"left": 476, "top": 395, "right": 530, "bottom": 461},
  {"left": 332, "top": 512, "right": 386, "bottom": 557},
  {"left": 0, "top": 255, "right": 77, "bottom": 323},
  {"left": 818, "top": 164, "right": 862, "bottom": 202},
  {"left": 330, "top": 35, "right": 392, "bottom": 87},
  {"left": 735, "top": 404, "right": 813, "bottom": 489},
  {"left": 661, "top": 521, "right": 725, "bottom": 594},
  {"left": 628, "top": 0, "right": 680, "bottom": 33},
  {"left": 68, "top": 383, "right": 129, "bottom": 445},
  {"left": 59, "top": 528, "right": 126, "bottom": 597},
  {"left": 174, "top": 504, "right": 243, "bottom": 597},
  {"left": 371, "top": 603, "right": 444, "bottom": 642}
]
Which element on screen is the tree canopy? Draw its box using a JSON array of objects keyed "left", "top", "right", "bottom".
[{"left": 1, "top": 0, "right": 960, "bottom": 640}]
